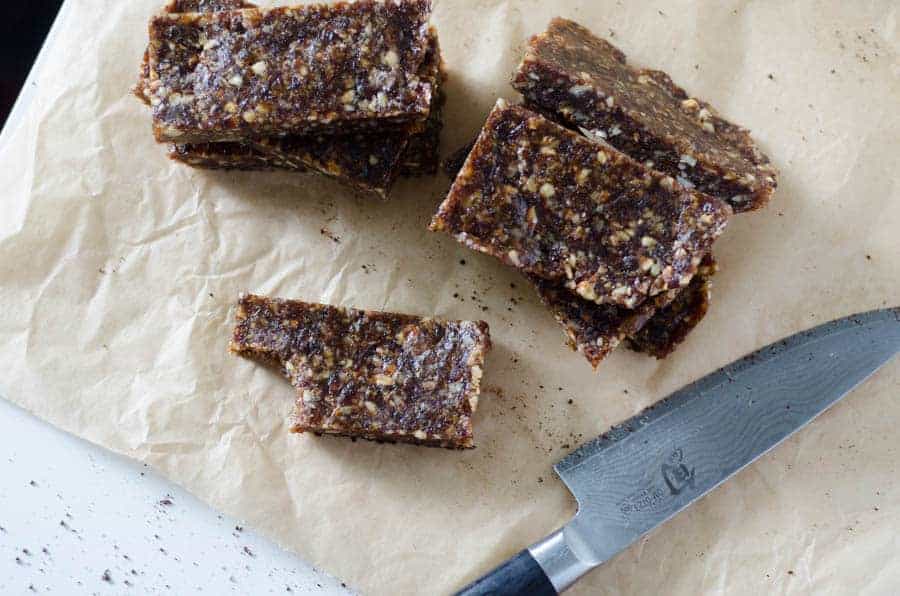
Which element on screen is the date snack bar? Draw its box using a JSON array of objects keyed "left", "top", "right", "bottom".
[
  {"left": 169, "top": 36, "right": 444, "bottom": 193},
  {"left": 147, "top": 0, "right": 434, "bottom": 143},
  {"left": 230, "top": 295, "right": 491, "bottom": 449},
  {"left": 513, "top": 18, "right": 777, "bottom": 213},
  {"left": 431, "top": 101, "right": 731, "bottom": 309},
  {"left": 136, "top": 2, "right": 444, "bottom": 193}
]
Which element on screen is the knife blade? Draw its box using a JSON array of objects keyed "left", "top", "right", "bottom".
[{"left": 456, "top": 307, "right": 900, "bottom": 595}]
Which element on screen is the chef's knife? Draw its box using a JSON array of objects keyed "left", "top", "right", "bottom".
[{"left": 457, "top": 307, "right": 900, "bottom": 595}]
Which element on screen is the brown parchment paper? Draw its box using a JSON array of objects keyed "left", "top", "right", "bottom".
[{"left": 1, "top": 0, "right": 898, "bottom": 594}]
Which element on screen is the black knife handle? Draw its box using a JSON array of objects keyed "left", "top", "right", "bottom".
[{"left": 455, "top": 549, "right": 557, "bottom": 596}]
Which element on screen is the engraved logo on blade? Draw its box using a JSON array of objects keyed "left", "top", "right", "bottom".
[
  {"left": 661, "top": 448, "right": 695, "bottom": 495},
  {"left": 619, "top": 448, "right": 696, "bottom": 516}
]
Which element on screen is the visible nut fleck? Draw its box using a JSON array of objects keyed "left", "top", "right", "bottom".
[
  {"left": 228, "top": 74, "right": 243, "bottom": 87},
  {"left": 374, "top": 373, "right": 394, "bottom": 386},
  {"left": 539, "top": 183, "right": 556, "bottom": 198},
  {"left": 679, "top": 153, "right": 697, "bottom": 167},
  {"left": 250, "top": 61, "right": 267, "bottom": 76},
  {"left": 381, "top": 50, "right": 399, "bottom": 67},
  {"left": 569, "top": 84, "right": 592, "bottom": 96}
]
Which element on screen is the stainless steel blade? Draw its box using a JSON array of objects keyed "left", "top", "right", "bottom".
[{"left": 533, "top": 308, "right": 900, "bottom": 591}]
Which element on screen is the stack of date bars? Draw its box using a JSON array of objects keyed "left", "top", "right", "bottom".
[
  {"left": 433, "top": 18, "right": 778, "bottom": 368},
  {"left": 134, "top": 0, "right": 444, "bottom": 198}
]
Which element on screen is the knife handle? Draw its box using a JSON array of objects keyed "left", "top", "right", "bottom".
[{"left": 454, "top": 549, "right": 557, "bottom": 596}]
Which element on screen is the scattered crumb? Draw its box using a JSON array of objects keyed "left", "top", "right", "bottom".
[
  {"left": 243, "top": 546, "right": 255, "bottom": 557},
  {"left": 319, "top": 227, "right": 341, "bottom": 243},
  {"left": 102, "top": 570, "right": 113, "bottom": 583}
]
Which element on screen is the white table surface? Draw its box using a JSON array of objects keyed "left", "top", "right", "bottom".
[{"left": 0, "top": 3, "right": 352, "bottom": 594}]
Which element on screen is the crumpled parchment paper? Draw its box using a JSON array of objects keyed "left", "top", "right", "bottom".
[{"left": 0, "top": 1, "right": 897, "bottom": 594}]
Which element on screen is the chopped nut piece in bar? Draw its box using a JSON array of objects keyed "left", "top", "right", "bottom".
[
  {"left": 628, "top": 254, "right": 717, "bottom": 358},
  {"left": 148, "top": 0, "right": 434, "bottom": 143},
  {"left": 430, "top": 101, "right": 731, "bottom": 309},
  {"left": 513, "top": 18, "right": 777, "bottom": 213},
  {"left": 230, "top": 294, "right": 491, "bottom": 449}
]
